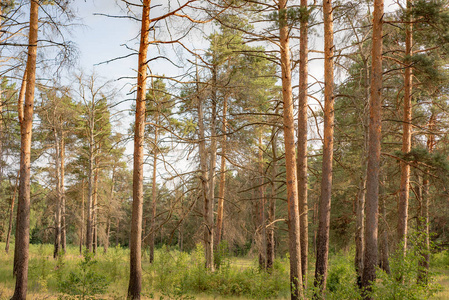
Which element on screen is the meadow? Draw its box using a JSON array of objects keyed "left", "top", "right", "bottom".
[{"left": 0, "top": 242, "right": 448, "bottom": 299}]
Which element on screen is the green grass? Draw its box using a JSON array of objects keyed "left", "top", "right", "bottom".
[{"left": 0, "top": 242, "right": 448, "bottom": 299}]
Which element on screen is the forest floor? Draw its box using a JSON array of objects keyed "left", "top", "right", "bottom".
[{"left": 0, "top": 242, "right": 448, "bottom": 299}]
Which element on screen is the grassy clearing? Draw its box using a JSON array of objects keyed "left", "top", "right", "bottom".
[{"left": 0, "top": 242, "right": 448, "bottom": 299}]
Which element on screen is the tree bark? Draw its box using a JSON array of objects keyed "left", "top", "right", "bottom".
[
  {"left": 314, "top": 0, "right": 334, "bottom": 294},
  {"left": 5, "top": 170, "right": 19, "bottom": 254},
  {"left": 258, "top": 134, "right": 267, "bottom": 269},
  {"left": 208, "top": 63, "right": 218, "bottom": 269},
  {"left": 397, "top": 0, "right": 413, "bottom": 255},
  {"left": 149, "top": 128, "right": 157, "bottom": 263},
  {"left": 298, "top": 0, "right": 309, "bottom": 285},
  {"left": 12, "top": 0, "right": 39, "bottom": 298},
  {"left": 61, "top": 133, "right": 66, "bottom": 252},
  {"left": 93, "top": 164, "right": 99, "bottom": 254},
  {"left": 128, "top": 0, "right": 151, "bottom": 298},
  {"left": 266, "top": 126, "right": 278, "bottom": 271},
  {"left": 215, "top": 96, "right": 227, "bottom": 248},
  {"left": 86, "top": 112, "right": 95, "bottom": 252},
  {"left": 80, "top": 180, "right": 85, "bottom": 255},
  {"left": 53, "top": 129, "right": 62, "bottom": 259},
  {"left": 355, "top": 57, "right": 370, "bottom": 290},
  {"left": 361, "top": 0, "right": 383, "bottom": 296},
  {"left": 278, "top": 1, "right": 303, "bottom": 298},
  {"left": 417, "top": 115, "right": 434, "bottom": 284},
  {"left": 197, "top": 60, "right": 213, "bottom": 271},
  {"left": 379, "top": 178, "right": 390, "bottom": 274}
]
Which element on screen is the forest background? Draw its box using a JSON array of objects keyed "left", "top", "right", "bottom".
[{"left": 1, "top": 0, "right": 449, "bottom": 299}]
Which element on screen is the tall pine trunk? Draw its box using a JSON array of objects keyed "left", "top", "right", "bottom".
[
  {"left": 361, "top": 0, "right": 384, "bottom": 296},
  {"left": 314, "top": 0, "right": 334, "bottom": 294},
  {"left": 12, "top": 0, "right": 39, "bottom": 297},
  {"left": 297, "top": 0, "right": 309, "bottom": 285},
  {"left": 397, "top": 0, "right": 413, "bottom": 254},
  {"left": 127, "top": 0, "right": 151, "bottom": 298},
  {"left": 278, "top": 1, "right": 303, "bottom": 298}
]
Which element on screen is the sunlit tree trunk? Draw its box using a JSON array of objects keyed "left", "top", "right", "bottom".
[
  {"left": 314, "top": 0, "right": 335, "bottom": 294},
  {"left": 398, "top": 0, "right": 413, "bottom": 255},
  {"left": 12, "top": 0, "right": 39, "bottom": 298},
  {"left": 278, "top": 0, "right": 303, "bottom": 298},
  {"left": 361, "top": 0, "right": 383, "bottom": 296},
  {"left": 127, "top": 0, "right": 151, "bottom": 298}
]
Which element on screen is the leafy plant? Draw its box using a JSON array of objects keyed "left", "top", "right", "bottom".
[{"left": 58, "top": 249, "right": 110, "bottom": 300}]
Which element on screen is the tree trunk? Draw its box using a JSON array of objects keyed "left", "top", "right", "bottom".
[
  {"left": 127, "top": 0, "right": 150, "bottom": 298},
  {"left": 266, "top": 126, "right": 278, "bottom": 271},
  {"left": 93, "top": 164, "right": 99, "bottom": 254},
  {"left": 61, "top": 133, "right": 66, "bottom": 252},
  {"left": 149, "top": 131, "right": 157, "bottom": 263},
  {"left": 355, "top": 176, "right": 366, "bottom": 288},
  {"left": 417, "top": 115, "right": 434, "bottom": 284},
  {"left": 379, "top": 178, "right": 390, "bottom": 274},
  {"left": 258, "top": 134, "right": 267, "bottom": 269},
  {"left": 12, "top": 0, "right": 39, "bottom": 298},
  {"left": 116, "top": 218, "right": 120, "bottom": 247},
  {"left": 104, "top": 168, "right": 115, "bottom": 254},
  {"left": 215, "top": 96, "right": 227, "bottom": 248},
  {"left": 397, "top": 0, "right": 413, "bottom": 255},
  {"left": 86, "top": 121, "right": 95, "bottom": 252},
  {"left": 104, "top": 218, "right": 111, "bottom": 254},
  {"left": 278, "top": 1, "right": 303, "bottom": 298},
  {"left": 314, "top": 0, "right": 334, "bottom": 294},
  {"left": 80, "top": 180, "right": 85, "bottom": 255},
  {"left": 298, "top": 0, "right": 309, "bottom": 285},
  {"left": 53, "top": 130, "right": 62, "bottom": 259},
  {"left": 361, "top": 0, "right": 383, "bottom": 296},
  {"left": 355, "top": 58, "right": 370, "bottom": 290},
  {"left": 207, "top": 64, "right": 218, "bottom": 269},
  {"left": 5, "top": 171, "right": 19, "bottom": 254}
]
